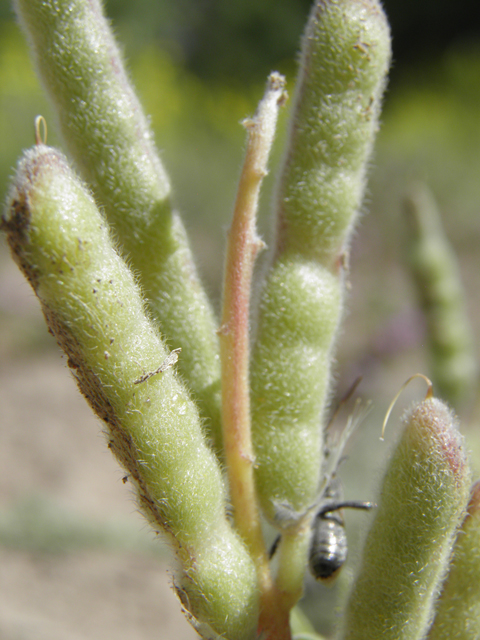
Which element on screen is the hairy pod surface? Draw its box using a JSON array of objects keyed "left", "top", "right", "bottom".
[
  {"left": 14, "top": 0, "right": 223, "bottom": 452},
  {"left": 275, "top": 0, "right": 391, "bottom": 265},
  {"left": 1, "top": 145, "right": 258, "bottom": 640},
  {"left": 250, "top": 0, "right": 391, "bottom": 525},
  {"left": 427, "top": 480, "right": 480, "bottom": 640},
  {"left": 252, "top": 260, "right": 342, "bottom": 521},
  {"left": 342, "top": 398, "right": 470, "bottom": 640}
]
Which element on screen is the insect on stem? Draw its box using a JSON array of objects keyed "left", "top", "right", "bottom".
[{"left": 309, "top": 481, "right": 374, "bottom": 582}]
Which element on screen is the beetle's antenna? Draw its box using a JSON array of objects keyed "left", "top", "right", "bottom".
[{"left": 318, "top": 500, "right": 375, "bottom": 516}]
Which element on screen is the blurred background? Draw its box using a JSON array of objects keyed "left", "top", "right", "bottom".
[{"left": 1, "top": 0, "right": 480, "bottom": 638}]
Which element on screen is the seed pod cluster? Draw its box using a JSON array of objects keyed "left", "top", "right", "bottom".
[{"left": 14, "top": 0, "right": 223, "bottom": 452}]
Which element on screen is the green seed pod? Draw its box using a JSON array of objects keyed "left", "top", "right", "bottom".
[
  {"left": 250, "top": 0, "right": 391, "bottom": 525},
  {"left": 275, "top": 0, "right": 391, "bottom": 265},
  {"left": 404, "top": 183, "right": 478, "bottom": 408},
  {"left": 342, "top": 398, "right": 471, "bottom": 640},
  {"left": 251, "top": 259, "right": 342, "bottom": 521},
  {"left": 1, "top": 145, "right": 258, "bottom": 640},
  {"left": 427, "top": 480, "right": 480, "bottom": 640},
  {"left": 14, "top": 0, "right": 222, "bottom": 452}
]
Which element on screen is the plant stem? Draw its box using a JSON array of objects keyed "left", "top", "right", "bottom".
[
  {"left": 220, "top": 73, "right": 290, "bottom": 637},
  {"left": 275, "top": 522, "right": 313, "bottom": 612}
]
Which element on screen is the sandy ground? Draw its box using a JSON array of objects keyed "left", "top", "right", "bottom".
[
  {"left": 0, "top": 278, "right": 198, "bottom": 640},
  {"left": 0, "top": 548, "right": 196, "bottom": 640}
]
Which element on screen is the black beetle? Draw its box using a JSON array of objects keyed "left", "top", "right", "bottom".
[{"left": 308, "top": 476, "right": 373, "bottom": 581}]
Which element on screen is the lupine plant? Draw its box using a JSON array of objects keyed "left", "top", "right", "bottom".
[{"left": 2, "top": 0, "right": 480, "bottom": 638}]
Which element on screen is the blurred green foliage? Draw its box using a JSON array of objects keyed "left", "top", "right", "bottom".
[{"left": 102, "top": 0, "right": 480, "bottom": 87}]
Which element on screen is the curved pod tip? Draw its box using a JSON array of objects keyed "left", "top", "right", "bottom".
[{"left": 403, "top": 397, "right": 468, "bottom": 482}]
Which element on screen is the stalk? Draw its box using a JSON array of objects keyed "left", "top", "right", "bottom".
[{"left": 220, "top": 73, "right": 291, "bottom": 640}]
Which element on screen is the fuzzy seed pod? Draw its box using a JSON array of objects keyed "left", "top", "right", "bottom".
[
  {"left": 250, "top": 0, "right": 391, "bottom": 526},
  {"left": 342, "top": 398, "right": 471, "bottom": 640},
  {"left": 404, "top": 183, "right": 478, "bottom": 409},
  {"left": 1, "top": 145, "right": 258, "bottom": 640},
  {"left": 427, "top": 480, "right": 480, "bottom": 640}
]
